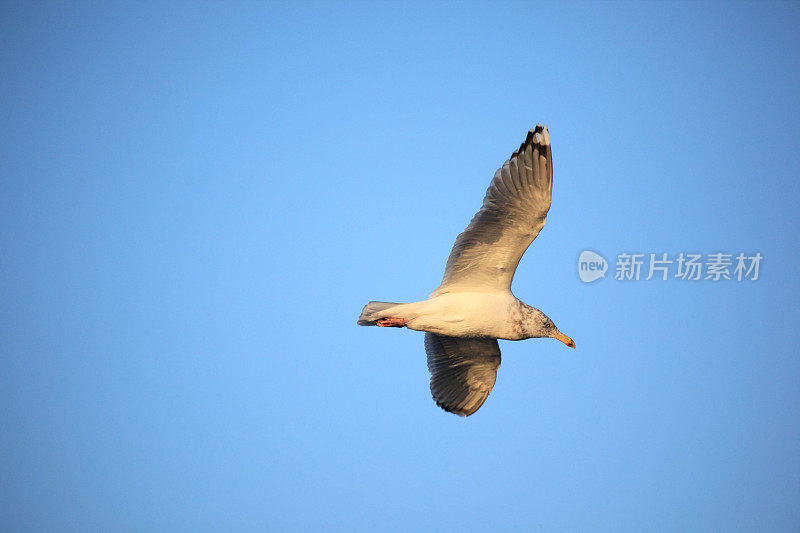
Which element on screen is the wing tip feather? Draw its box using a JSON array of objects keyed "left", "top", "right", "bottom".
[
  {"left": 513, "top": 124, "right": 549, "bottom": 159},
  {"left": 433, "top": 395, "right": 486, "bottom": 417}
]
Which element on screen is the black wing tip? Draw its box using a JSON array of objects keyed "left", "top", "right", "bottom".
[
  {"left": 527, "top": 124, "right": 546, "bottom": 138},
  {"left": 513, "top": 124, "right": 549, "bottom": 159}
]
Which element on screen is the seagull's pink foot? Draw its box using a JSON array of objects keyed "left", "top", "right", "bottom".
[{"left": 376, "top": 317, "right": 407, "bottom": 328}]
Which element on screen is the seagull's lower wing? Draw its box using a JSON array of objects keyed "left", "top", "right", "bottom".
[
  {"left": 433, "top": 125, "right": 553, "bottom": 296},
  {"left": 425, "top": 333, "right": 501, "bottom": 416}
]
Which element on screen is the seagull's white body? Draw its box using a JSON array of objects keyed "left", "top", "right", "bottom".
[
  {"left": 358, "top": 125, "right": 574, "bottom": 416},
  {"left": 372, "top": 291, "right": 524, "bottom": 340}
]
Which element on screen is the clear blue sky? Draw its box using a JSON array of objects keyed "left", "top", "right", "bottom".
[{"left": 2, "top": 2, "right": 799, "bottom": 531}]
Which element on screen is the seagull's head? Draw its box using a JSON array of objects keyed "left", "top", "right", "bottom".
[{"left": 521, "top": 305, "right": 575, "bottom": 348}]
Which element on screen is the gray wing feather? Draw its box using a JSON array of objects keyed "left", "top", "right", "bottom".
[
  {"left": 425, "top": 333, "right": 501, "bottom": 416},
  {"left": 433, "top": 125, "right": 553, "bottom": 295}
]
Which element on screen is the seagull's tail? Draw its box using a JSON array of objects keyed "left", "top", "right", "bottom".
[{"left": 357, "top": 301, "right": 403, "bottom": 326}]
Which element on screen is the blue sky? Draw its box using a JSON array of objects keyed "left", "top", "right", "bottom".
[{"left": 2, "top": 1, "right": 799, "bottom": 531}]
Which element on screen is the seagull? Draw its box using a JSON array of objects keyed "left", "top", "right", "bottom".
[{"left": 358, "top": 125, "right": 574, "bottom": 416}]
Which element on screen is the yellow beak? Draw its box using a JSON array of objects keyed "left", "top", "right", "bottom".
[{"left": 553, "top": 331, "right": 575, "bottom": 349}]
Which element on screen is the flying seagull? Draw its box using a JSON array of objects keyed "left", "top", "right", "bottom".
[{"left": 358, "top": 125, "right": 574, "bottom": 416}]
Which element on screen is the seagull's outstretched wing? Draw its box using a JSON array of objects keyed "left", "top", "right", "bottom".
[
  {"left": 433, "top": 125, "right": 553, "bottom": 296},
  {"left": 425, "top": 332, "right": 501, "bottom": 416}
]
